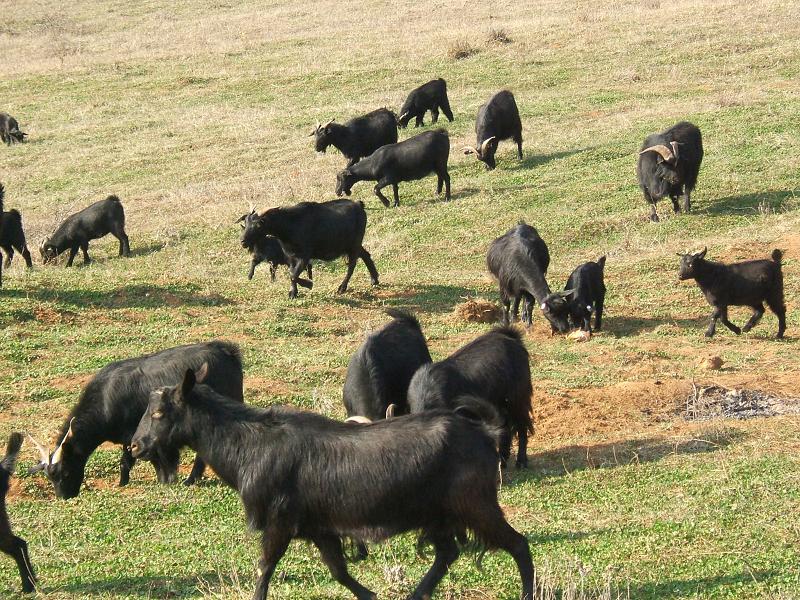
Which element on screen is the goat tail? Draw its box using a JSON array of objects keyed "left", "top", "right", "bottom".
[
  {"left": 0, "top": 181, "right": 4, "bottom": 212},
  {"left": 771, "top": 249, "right": 783, "bottom": 264},
  {"left": 597, "top": 255, "right": 607, "bottom": 270},
  {"left": 1, "top": 432, "right": 24, "bottom": 474}
]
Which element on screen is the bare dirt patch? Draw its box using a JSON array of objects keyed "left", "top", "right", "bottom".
[{"left": 50, "top": 373, "right": 92, "bottom": 392}]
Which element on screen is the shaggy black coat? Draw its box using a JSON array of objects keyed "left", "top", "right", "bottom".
[
  {"left": 464, "top": 90, "right": 522, "bottom": 170},
  {"left": 40, "top": 195, "right": 131, "bottom": 266},
  {"left": 0, "top": 204, "right": 33, "bottom": 270},
  {"left": 29, "top": 341, "right": 243, "bottom": 499},
  {"left": 487, "top": 222, "right": 570, "bottom": 332},
  {"left": 636, "top": 121, "right": 703, "bottom": 221},
  {"left": 397, "top": 79, "right": 454, "bottom": 128},
  {"left": 0, "top": 113, "right": 27, "bottom": 145},
  {"left": 240, "top": 200, "right": 378, "bottom": 299},
  {"left": 407, "top": 326, "right": 534, "bottom": 468},
  {"left": 1, "top": 434, "right": 36, "bottom": 593},
  {"left": 679, "top": 248, "right": 786, "bottom": 338},
  {"left": 312, "top": 109, "right": 398, "bottom": 167},
  {"left": 342, "top": 309, "right": 432, "bottom": 421},
  {"left": 131, "top": 370, "right": 534, "bottom": 600},
  {"left": 562, "top": 256, "right": 607, "bottom": 332},
  {"left": 335, "top": 129, "right": 451, "bottom": 207}
]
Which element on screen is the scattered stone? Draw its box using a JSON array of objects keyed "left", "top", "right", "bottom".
[
  {"left": 568, "top": 329, "right": 591, "bottom": 342},
  {"left": 698, "top": 355, "right": 724, "bottom": 370}
]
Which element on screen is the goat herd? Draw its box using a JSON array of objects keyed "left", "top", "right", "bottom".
[{"left": 0, "top": 74, "right": 790, "bottom": 600}]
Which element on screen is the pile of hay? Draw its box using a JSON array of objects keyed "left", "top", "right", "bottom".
[{"left": 453, "top": 298, "right": 502, "bottom": 323}]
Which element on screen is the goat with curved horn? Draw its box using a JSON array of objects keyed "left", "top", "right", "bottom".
[{"left": 50, "top": 418, "right": 76, "bottom": 466}]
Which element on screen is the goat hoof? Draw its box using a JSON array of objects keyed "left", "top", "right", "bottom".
[
  {"left": 337, "top": 285, "right": 348, "bottom": 294},
  {"left": 516, "top": 459, "right": 528, "bottom": 469},
  {"left": 183, "top": 476, "right": 196, "bottom": 486},
  {"left": 704, "top": 331, "right": 714, "bottom": 338}
]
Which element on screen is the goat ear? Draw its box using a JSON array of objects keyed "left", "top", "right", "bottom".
[
  {"left": 195, "top": 362, "right": 209, "bottom": 384},
  {"left": 235, "top": 214, "right": 247, "bottom": 224},
  {"left": 560, "top": 288, "right": 577, "bottom": 298},
  {"left": 179, "top": 368, "right": 197, "bottom": 402},
  {"left": 697, "top": 247, "right": 707, "bottom": 259}
]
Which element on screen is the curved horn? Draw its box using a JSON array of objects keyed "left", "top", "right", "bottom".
[
  {"left": 398, "top": 112, "right": 409, "bottom": 122},
  {"left": 51, "top": 417, "right": 75, "bottom": 465},
  {"left": 639, "top": 144, "right": 675, "bottom": 162},
  {"left": 309, "top": 122, "right": 321, "bottom": 137},
  {"left": 345, "top": 416, "right": 372, "bottom": 424},
  {"left": 321, "top": 119, "right": 335, "bottom": 129},
  {"left": 385, "top": 404, "right": 397, "bottom": 418},
  {"left": 479, "top": 136, "right": 497, "bottom": 155},
  {"left": 670, "top": 141, "right": 680, "bottom": 160},
  {"left": 26, "top": 433, "right": 51, "bottom": 466}
]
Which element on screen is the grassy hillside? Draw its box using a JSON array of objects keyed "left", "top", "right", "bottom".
[{"left": 1, "top": 0, "right": 799, "bottom": 598}]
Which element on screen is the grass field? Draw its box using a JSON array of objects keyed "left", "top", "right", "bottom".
[{"left": 1, "top": 0, "right": 800, "bottom": 598}]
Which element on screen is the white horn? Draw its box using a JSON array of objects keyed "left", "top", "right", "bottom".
[
  {"left": 51, "top": 417, "right": 76, "bottom": 465},
  {"left": 479, "top": 136, "right": 497, "bottom": 155},
  {"left": 26, "top": 433, "right": 51, "bottom": 466},
  {"left": 345, "top": 416, "right": 372, "bottom": 424}
]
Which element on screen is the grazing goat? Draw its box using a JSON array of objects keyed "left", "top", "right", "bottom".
[
  {"left": 343, "top": 309, "right": 432, "bottom": 421},
  {"left": 0, "top": 113, "right": 27, "bottom": 145},
  {"left": 407, "top": 326, "right": 534, "bottom": 468},
  {"left": 130, "top": 366, "right": 535, "bottom": 600},
  {"left": 560, "top": 256, "right": 606, "bottom": 332},
  {"left": 336, "top": 129, "right": 451, "bottom": 207},
  {"left": 1, "top": 433, "right": 36, "bottom": 593},
  {"left": 637, "top": 121, "right": 703, "bottom": 222},
  {"left": 678, "top": 248, "right": 786, "bottom": 338},
  {"left": 28, "top": 341, "right": 243, "bottom": 499},
  {"left": 240, "top": 200, "right": 378, "bottom": 299},
  {"left": 397, "top": 79, "right": 454, "bottom": 128},
  {"left": 40, "top": 195, "right": 131, "bottom": 266},
  {"left": 311, "top": 109, "right": 398, "bottom": 167},
  {"left": 487, "top": 222, "right": 571, "bottom": 332},
  {"left": 463, "top": 90, "right": 522, "bottom": 170},
  {"left": 237, "top": 210, "right": 312, "bottom": 282}
]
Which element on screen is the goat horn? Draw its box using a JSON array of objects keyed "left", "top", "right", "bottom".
[
  {"left": 321, "top": 119, "right": 334, "bottom": 129},
  {"left": 385, "top": 404, "right": 397, "bottom": 418},
  {"left": 639, "top": 144, "right": 675, "bottom": 162},
  {"left": 398, "top": 112, "right": 409, "bottom": 122},
  {"left": 345, "top": 416, "right": 372, "bottom": 424},
  {"left": 670, "top": 141, "right": 680, "bottom": 160},
  {"left": 26, "top": 433, "right": 51, "bottom": 466},
  {"left": 51, "top": 418, "right": 75, "bottom": 465},
  {"left": 479, "top": 136, "right": 496, "bottom": 155}
]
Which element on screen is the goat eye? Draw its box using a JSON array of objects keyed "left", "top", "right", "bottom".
[{"left": 152, "top": 411, "right": 163, "bottom": 420}]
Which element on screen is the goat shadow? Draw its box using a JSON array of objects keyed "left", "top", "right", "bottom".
[
  {"left": 509, "top": 431, "right": 743, "bottom": 486},
  {"left": 703, "top": 189, "right": 799, "bottom": 216},
  {"left": 339, "top": 283, "right": 483, "bottom": 315},
  {"left": 601, "top": 314, "right": 707, "bottom": 336},
  {"left": 627, "top": 570, "right": 781, "bottom": 599},
  {"left": 82, "top": 241, "right": 165, "bottom": 264},
  {"left": 0, "top": 283, "right": 232, "bottom": 311},
  {"left": 54, "top": 572, "right": 219, "bottom": 597},
  {"left": 508, "top": 146, "right": 594, "bottom": 171}
]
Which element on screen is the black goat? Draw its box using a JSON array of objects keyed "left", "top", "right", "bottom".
[
  {"left": 237, "top": 210, "right": 312, "bottom": 282},
  {"left": 463, "top": 90, "right": 522, "bottom": 170},
  {"left": 397, "top": 79, "right": 454, "bottom": 128},
  {"left": 1, "top": 433, "right": 36, "bottom": 593},
  {"left": 310, "top": 109, "right": 398, "bottom": 167},
  {"left": 678, "top": 248, "right": 786, "bottom": 338},
  {"left": 559, "top": 256, "right": 607, "bottom": 332},
  {"left": 240, "top": 200, "right": 378, "bottom": 299},
  {"left": 0, "top": 113, "right": 27, "bottom": 145},
  {"left": 0, "top": 185, "right": 33, "bottom": 272},
  {"left": 343, "top": 309, "right": 432, "bottom": 421},
  {"left": 40, "top": 195, "right": 131, "bottom": 266},
  {"left": 407, "top": 326, "right": 534, "bottom": 468},
  {"left": 336, "top": 129, "right": 451, "bottom": 207},
  {"left": 130, "top": 366, "right": 535, "bottom": 600},
  {"left": 637, "top": 121, "right": 703, "bottom": 222},
  {"left": 487, "top": 222, "right": 571, "bottom": 332},
  {"left": 27, "top": 341, "right": 243, "bottom": 499}
]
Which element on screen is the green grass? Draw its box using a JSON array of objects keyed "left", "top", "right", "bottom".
[{"left": 1, "top": 0, "right": 799, "bottom": 598}]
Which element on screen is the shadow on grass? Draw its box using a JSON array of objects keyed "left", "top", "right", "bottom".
[
  {"left": 514, "top": 431, "right": 744, "bottom": 483},
  {"left": 1, "top": 283, "right": 232, "bottom": 310},
  {"left": 703, "top": 189, "right": 799, "bottom": 216},
  {"left": 357, "top": 283, "right": 481, "bottom": 314},
  {"left": 55, "top": 572, "right": 218, "bottom": 597},
  {"left": 628, "top": 570, "right": 780, "bottom": 599},
  {"left": 509, "top": 147, "right": 594, "bottom": 171},
  {"left": 602, "top": 315, "right": 707, "bottom": 336}
]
